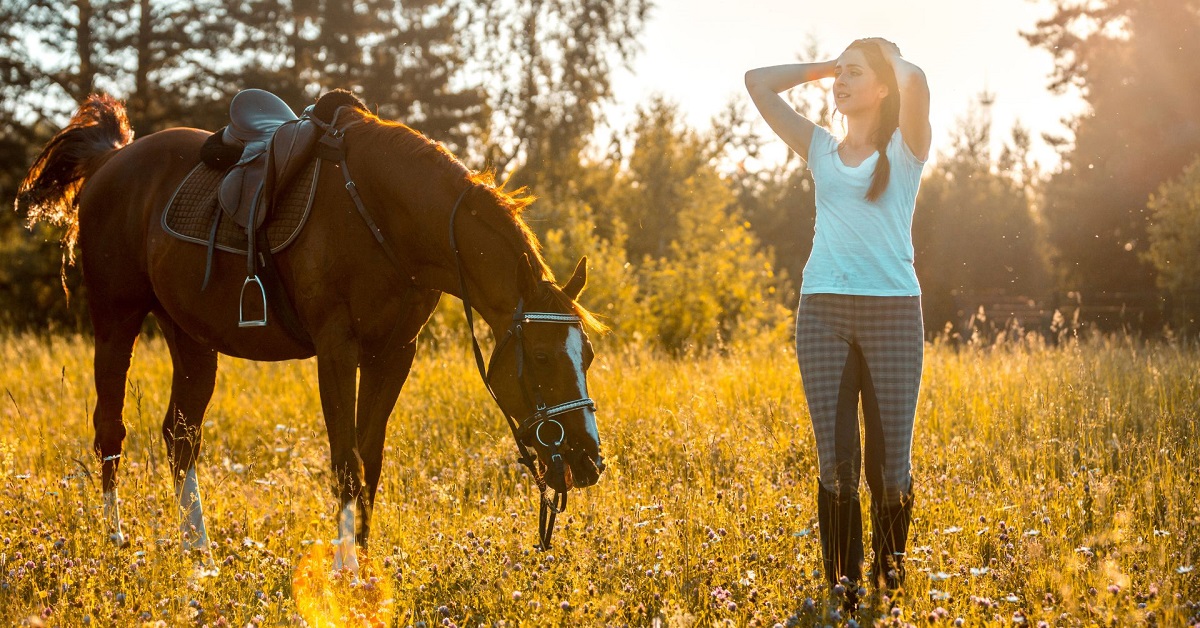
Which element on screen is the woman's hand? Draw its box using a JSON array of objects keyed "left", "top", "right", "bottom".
[
  {"left": 864, "top": 37, "right": 902, "bottom": 60},
  {"left": 864, "top": 38, "right": 930, "bottom": 161}
]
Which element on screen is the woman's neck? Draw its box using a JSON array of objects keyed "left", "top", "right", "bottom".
[{"left": 842, "top": 112, "right": 881, "bottom": 148}]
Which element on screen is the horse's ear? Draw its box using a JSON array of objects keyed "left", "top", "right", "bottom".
[
  {"left": 517, "top": 253, "right": 538, "bottom": 297},
  {"left": 563, "top": 256, "right": 588, "bottom": 301}
]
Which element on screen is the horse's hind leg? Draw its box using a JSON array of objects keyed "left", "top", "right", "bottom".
[
  {"left": 92, "top": 303, "right": 151, "bottom": 547},
  {"left": 157, "top": 317, "right": 219, "bottom": 553}
]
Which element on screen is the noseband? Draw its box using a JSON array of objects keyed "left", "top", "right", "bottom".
[{"left": 448, "top": 186, "right": 595, "bottom": 550}]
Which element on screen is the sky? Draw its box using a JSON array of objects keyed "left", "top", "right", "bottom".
[{"left": 608, "top": 0, "right": 1086, "bottom": 169}]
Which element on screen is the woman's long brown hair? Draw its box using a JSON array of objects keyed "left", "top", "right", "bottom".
[{"left": 846, "top": 39, "right": 901, "bottom": 202}]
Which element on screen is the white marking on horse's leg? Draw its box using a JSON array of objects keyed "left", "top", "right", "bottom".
[
  {"left": 176, "top": 466, "right": 211, "bottom": 551},
  {"left": 103, "top": 489, "right": 126, "bottom": 546},
  {"left": 565, "top": 327, "right": 599, "bottom": 443},
  {"left": 332, "top": 499, "right": 360, "bottom": 575}
]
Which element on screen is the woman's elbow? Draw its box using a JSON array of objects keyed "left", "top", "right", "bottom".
[
  {"left": 900, "top": 67, "right": 929, "bottom": 97},
  {"left": 745, "top": 68, "right": 764, "bottom": 91}
]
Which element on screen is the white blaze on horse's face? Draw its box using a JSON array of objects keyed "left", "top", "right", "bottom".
[{"left": 565, "top": 326, "right": 599, "bottom": 444}]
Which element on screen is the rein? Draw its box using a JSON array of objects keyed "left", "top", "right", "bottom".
[
  {"left": 314, "top": 109, "right": 588, "bottom": 550},
  {"left": 448, "top": 188, "right": 597, "bottom": 550}
]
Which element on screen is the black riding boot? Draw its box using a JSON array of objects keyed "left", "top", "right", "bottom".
[
  {"left": 817, "top": 482, "right": 863, "bottom": 610},
  {"left": 871, "top": 493, "right": 913, "bottom": 591}
]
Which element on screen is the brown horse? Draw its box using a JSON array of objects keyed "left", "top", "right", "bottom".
[{"left": 17, "top": 92, "right": 606, "bottom": 572}]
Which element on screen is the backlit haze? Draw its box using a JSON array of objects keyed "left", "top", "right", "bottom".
[{"left": 609, "top": 0, "right": 1086, "bottom": 169}]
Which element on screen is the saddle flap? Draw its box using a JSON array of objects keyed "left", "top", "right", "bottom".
[
  {"left": 268, "top": 119, "right": 323, "bottom": 198},
  {"left": 218, "top": 151, "right": 268, "bottom": 230}
]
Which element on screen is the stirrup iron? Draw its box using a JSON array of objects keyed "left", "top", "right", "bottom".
[{"left": 238, "top": 275, "right": 268, "bottom": 327}]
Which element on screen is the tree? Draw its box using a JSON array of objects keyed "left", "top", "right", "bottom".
[
  {"left": 1144, "top": 155, "right": 1200, "bottom": 330},
  {"left": 723, "top": 37, "right": 833, "bottom": 299},
  {"left": 913, "top": 102, "right": 1049, "bottom": 331},
  {"left": 597, "top": 99, "right": 790, "bottom": 351},
  {"left": 1024, "top": 0, "right": 1200, "bottom": 319},
  {"left": 464, "top": 0, "right": 649, "bottom": 187},
  {"left": 609, "top": 98, "right": 708, "bottom": 260}
]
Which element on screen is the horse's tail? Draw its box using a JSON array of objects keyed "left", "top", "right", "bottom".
[{"left": 16, "top": 94, "right": 134, "bottom": 259}]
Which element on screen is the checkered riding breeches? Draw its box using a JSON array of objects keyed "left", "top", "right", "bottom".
[{"left": 795, "top": 294, "right": 924, "bottom": 507}]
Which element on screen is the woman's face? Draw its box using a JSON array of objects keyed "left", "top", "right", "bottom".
[{"left": 832, "top": 48, "right": 888, "bottom": 117}]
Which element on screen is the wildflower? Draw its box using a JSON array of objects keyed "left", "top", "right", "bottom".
[{"left": 1108, "top": 584, "right": 1120, "bottom": 595}]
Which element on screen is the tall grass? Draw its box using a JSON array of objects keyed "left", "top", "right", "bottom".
[{"left": 1, "top": 332, "right": 1197, "bottom": 626}]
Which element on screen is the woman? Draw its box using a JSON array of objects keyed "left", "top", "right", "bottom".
[{"left": 745, "top": 38, "right": 930, "bottom": 606}]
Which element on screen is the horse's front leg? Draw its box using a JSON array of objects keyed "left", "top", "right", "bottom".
[
  {"left": 356, "top": 339, "right": 419, "bottom": 549},
  {"left": 316, "top": 340, "right": 364, "bottom": 574},
  {"left": 159, "top": 320, "right": 219, "bottom": 559}
]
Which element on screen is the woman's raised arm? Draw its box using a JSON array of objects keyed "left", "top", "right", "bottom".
[
  {"left": 868, "top": 38, "right": 931, "bottom": 161},
  {"left": 744, "top": 61, "right": 836, "bottom": 161}
]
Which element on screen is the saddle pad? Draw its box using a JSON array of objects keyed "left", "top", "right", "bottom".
[{"left": 162, "top": 160, "right": 321, "bottom": 255}]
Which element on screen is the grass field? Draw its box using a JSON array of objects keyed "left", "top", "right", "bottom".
[{"left": 1, "top": 331, "right": 1198, "bottom": 627}]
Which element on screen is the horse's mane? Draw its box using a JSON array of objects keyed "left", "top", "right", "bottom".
[{"left": 334, "top": 99, "right": 605, "bottom": 333}]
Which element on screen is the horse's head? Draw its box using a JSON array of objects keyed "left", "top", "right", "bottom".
[{"left": 486, "top": 256, "right": 605, "bottom": 493}]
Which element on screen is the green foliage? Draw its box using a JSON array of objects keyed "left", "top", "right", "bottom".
[
  {"left": 581, "top": 99, "right": 791, "bottom": 352},
  {"left": 639, "top": 169, "right": 790, "bottom": 353},
  {"left": 0, "top": 224, "right": 87, "bottom": 330},
  {"left": 1144, "top": 155, "right": 1200, "bottom": 328},
  {"left": 2, "top": 335, "right": 1200, "bottom": 625},
  {"left": 538, "top": 199, "right": 645, "bottom": 340},
  {"left": 1025, "top": 0, "right": 1200, "bottom": 304},
  {"left": 914, "top": 104, "right": 1050, "bottom": 328},
  {"left": 467, "top": 0, "right": 650, "bottom": 183}
]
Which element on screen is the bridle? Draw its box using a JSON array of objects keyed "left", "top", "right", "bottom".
[
  {"left": 315, "top": 108, "right": 596, "bottom": 550},
  {"left": 447, "top": 186, "right": 597, "bottom": 550}
]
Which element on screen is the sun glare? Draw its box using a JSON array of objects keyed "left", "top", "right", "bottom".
[{"left": 292, "top": 543, "right": 395, "bottom": 628}]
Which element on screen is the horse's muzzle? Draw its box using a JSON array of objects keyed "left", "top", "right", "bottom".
[
  {"left": 567, "top": 451, "right": 605, "bottom": 489},
  {"left": 545, "top": 450, "right": 604, "bottom": 493}
]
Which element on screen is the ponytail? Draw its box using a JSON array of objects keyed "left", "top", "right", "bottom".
[
  {"left": 849, "top": 39, "right": 901, "bottom": 203},
  {"left": 865, "top": 124, "right": 894, "bottom": 202}
]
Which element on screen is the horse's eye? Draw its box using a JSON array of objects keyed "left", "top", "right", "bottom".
[{"left": 534, "top": 352, "right": 550, "bottom": 365}]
